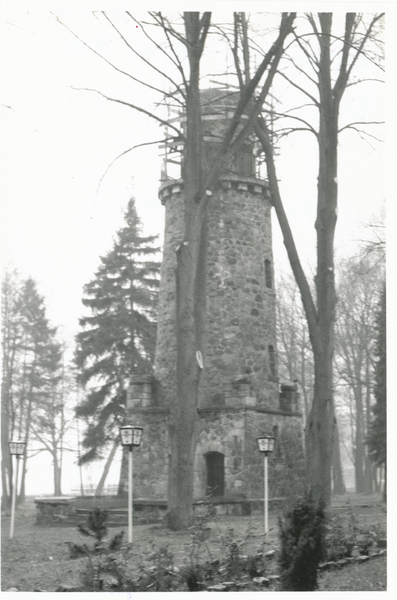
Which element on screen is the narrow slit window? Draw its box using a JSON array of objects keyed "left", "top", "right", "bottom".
[
  {"left": 265, "top": 259, "right": 272, "bottom": 288},
  {"left": 268, "top": 344, "right": 276, "bottom": 377}
]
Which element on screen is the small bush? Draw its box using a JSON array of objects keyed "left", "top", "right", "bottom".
[
  {"left": 278, "top": 491, "right": 326, "bottom": 591},
  {"left": 68, "top": 508, "right": 126, "bottom": 591},
  {"left": 325, "top": 504, "right": 385, "bottom": 561}
]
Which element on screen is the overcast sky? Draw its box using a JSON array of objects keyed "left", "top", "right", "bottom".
[{"left": 0, "top": 2, "right": 390, "bottom": 495}]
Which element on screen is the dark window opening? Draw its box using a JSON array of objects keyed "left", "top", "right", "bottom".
[
  {"left": 265, "top": 259, "right": 272, "bottom": 288},
  {"left": 205, "top": 451, "right": 225, "bottom": 496},
  {"left": 269, "top": 344, "right": 276, "bottom": 377}
]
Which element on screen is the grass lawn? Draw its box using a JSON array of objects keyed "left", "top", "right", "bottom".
[{"left": 1, "top": 492, "right": 387, "bottom": 592}]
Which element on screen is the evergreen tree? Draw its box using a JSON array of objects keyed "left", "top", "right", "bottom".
[
  {"left": 75, "top": 198, "right": 160, "bottom": 465},
  {"left": 367, "top": 285, "right": 386, "bottom": 497}
]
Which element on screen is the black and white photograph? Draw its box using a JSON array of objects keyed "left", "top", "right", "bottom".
[{"left": 1, "top": 1, "right": 389, "bottom": 594}]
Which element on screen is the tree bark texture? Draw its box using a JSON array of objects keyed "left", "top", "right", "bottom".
[
  {"left": 166, "top": 13, "right": 208, "bottom": 530},
  {"left": 332, "top": 419, "right": 345, "bottom": 494}
]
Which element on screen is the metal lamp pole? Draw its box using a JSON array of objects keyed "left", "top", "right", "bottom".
[
  {"left": 9, "top": 441, "right": 26, "bottom": 539},
  {"left": 119, "top": 425, "right": 143, "bottom": 544},
  {"left": 128, "top": 445, "right": 133, "bottom": 544},
  {"left": 257, "top": 435, "right": 275, "bottom": 534}
]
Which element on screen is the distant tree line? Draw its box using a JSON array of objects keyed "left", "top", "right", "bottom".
[
  {"left": 276, "top": 225, "right": 386, "bottom": 497},
  {"left": 1, "top": 269, "right": 74, "bottom": 503},
  {"left": 1, "top": 198, "right": 160, "bottom": 504}
]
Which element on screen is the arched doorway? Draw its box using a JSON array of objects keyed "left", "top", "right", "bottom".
[{"left": 205, "top": 451, "right": 225, "bottom": 496}]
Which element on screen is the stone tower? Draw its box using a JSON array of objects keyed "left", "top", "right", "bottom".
[{"left": 126, "top": 89, "right": 304, "bottom": 510}]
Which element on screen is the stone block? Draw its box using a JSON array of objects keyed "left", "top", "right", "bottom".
[
  {"left": 242, "top": 396, "right": 256, "bottom": 406},
  {"left": 226, "top": 396, "right": 240, "bottom": 407}
]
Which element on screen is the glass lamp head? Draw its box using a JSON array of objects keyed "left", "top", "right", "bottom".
[
  {"left": 9, "top": 441, "right": 26, "bottom": 456},
  {"left": 257, "top": 435, "right": 275, "bottom": 455},
  {"left": 119, "top": 425, "right": 143, "bottom": 447}
]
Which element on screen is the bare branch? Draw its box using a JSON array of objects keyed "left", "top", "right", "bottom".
[
  {"left": 338, "top": 125, "right": 384, "bottom": 148},
  {"left": 306, "top": 13, "right": 321, "bottom": 41},
  {"left": 156, "top": 13, "right": 188, "bottom": 90},
  {"left": 254, "top": 117, "right": 318, "bottom": 342},
  {"left": 230, "top": 14, "right": 244, "bottom": 87},
  {"left": 54, "top": 14, "right": 176, "bottom": 101},
  {"left": 283, "top": 52, "right": 318, "bottom": 88},
  {"left": 346, "top": 77, "right": 385, "bottom": 88},
  {"left": 266, "top": 111, "right": 318, "bottom": 138},
  {"left": 276, "top": 126, "right": 318, "bottom": 140},
  {"left": 102, "top": 13, "right": 185, "bottom": 103},
  {"left": 131, "top": 11, "right": 187, "bottom": 91},
  {"left": 338, "top": 120, "right": 384, "bottom": 133},
  {"left": 150, "top": 11, "right": 188, "bottom": 48},
  {"left": 70, "top": 86, "right": 184, "bottom": 138},
  {"left": 346, "top": 14, "right": 385, "bottom": 78},
  {"left": 96, "top": 138, "right": 172, "bottom": 196},
  {"left": 197, "top": 12, "right": 212, "bottom": 59},
  {"left": 290, "top": 29, "right": 320, "bottom": 75},
  {"left": 277, "top": 70, "right": 320, "bottom": 107}
]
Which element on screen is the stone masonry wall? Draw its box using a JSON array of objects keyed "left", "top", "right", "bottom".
[
  {"left": 153, "top": 184, "right": 183, "bottom": 407},
  {"left": 204, "top": 177, "right": 278, "bottom": 409},
  {"left": 193, "top": 405, "right": 304, "bottom": 501},
  {"left": 155, "top": 177, "right": 279, "bottom": 411},
  {"left": 244, "top": 410, "right": 305, "bottom": 501},
  {"left": 126, "top": 382, "right": 169, "bottom": 499}
]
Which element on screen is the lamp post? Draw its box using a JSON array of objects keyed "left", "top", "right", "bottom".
[
  {"left": 257, "top": 435, "right": 275, "bottom": 534},
  {"left": 8, "top": 440, "right": 26, "bottom": 539},
  {"left": 119, "top": 425, "right": 143, "bottom": 544}
]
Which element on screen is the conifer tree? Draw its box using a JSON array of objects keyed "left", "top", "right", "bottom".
[{"left": 75, "top": 198, "right": 160, "bottom": 466}]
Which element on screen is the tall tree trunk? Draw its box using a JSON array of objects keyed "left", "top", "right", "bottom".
[
  {"left": 19, "top": 387, "right": 34, "bottom": 501},
  {"left": 304, "top": 13, "right": 340, "bottom": 505},
  {"left": 364, "top": 356, "right": 374, "bottom": 491},
  {"left": 53, "top": 447, "right": 62, "bottom": 496},
  {"left": 166, "top": 14, "right": 208, "bottom": 530},
  {"left": 1, "top": 385, "right": 12, "bottom": 507},
  {"left": 96, "top": 439, "right": 119, "bottom": 496},
  {"left": 354, "top": 385, "right": 366, "bottom": 492},
  {"left": 332, "top": 419, "right": 345, "bottom": 494}
]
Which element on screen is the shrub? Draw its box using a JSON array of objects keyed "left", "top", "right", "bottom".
[
  {"left": 278, "top": 491, "right": 326, "bottom": 591},
  {"left": 67, "top": 508, "right": 126, "bottom": 591},
  {"left": 325, "top": 503, "right": 386, "bottom": 561}
]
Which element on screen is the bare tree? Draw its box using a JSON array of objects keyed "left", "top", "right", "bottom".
[
  {"left": 335, "top": 252, "right": 384, "bottom": 493},
  {"left": 276, "top": 270, "right": 314, "bottom": 423},
  {"left": 1, "top": 266, "right": 22, "bottom": 505},
  {"left": 249, "top": 12, "right": 384, "bottom": 503},
  {"left": 276, "top": 269, "right": 345, "bottom": 494}
]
